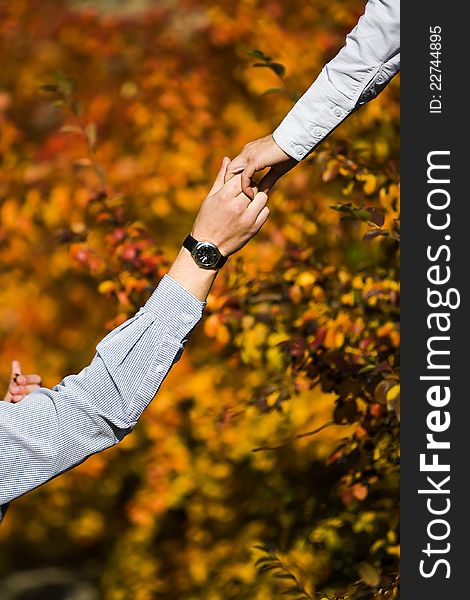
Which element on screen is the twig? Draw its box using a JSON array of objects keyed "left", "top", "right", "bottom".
[{"left": 252, "top": 420, "right": 338, "bottom": 452}]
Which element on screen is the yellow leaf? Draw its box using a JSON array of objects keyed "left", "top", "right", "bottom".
[
  {"left": 358, "top": 562, "right": 380, "bottom": 587},
  {"left": 98, "top": 280, "right": 115, "bottom": 295},
  {"left": 386, "top": 384, "right": 400, "bottom": 403}
]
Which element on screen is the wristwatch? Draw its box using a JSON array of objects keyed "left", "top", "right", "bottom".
[{"left": 183, "top": 234, "right": 228, "bottom": 270}]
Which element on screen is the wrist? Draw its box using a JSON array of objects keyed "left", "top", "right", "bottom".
[
  {"left": 184, "top": 233, "right": 228, "bottom": 269},
  {"left": 168, "top": 248, "right": 218, "bottom": 302},
  {"left": 270, "top": 134, "right": 293, "bottom": 161}
]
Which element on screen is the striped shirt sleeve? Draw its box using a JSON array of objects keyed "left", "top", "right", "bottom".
[{"left": 0, "top": 274, "right": 205, "bottom": 510}]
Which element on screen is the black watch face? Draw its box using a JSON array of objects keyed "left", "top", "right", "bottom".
[{"left": 194, "top": 242, "right": 219, "bottom": 268}]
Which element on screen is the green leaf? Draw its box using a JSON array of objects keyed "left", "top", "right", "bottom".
[
  {"left": 54, "top": 72, "right": 76, "bottom": 96},
  {"left": 329, "top": 202, "right": 354, "bottom": 213},
  {"left": 357, "top": 364, "right": 376, "bottom": 374},
  {"left": 355, "top": 209, "right": 372, "bottom": 220},
  {"left": 38, "top": 84, "right": 60, "bottom": 93},
  {"left": 269, "top": 62, "right": 286, "bottom": 77},
  {"left": 247, "top": 49, "right": 270, "bottom": 61}
]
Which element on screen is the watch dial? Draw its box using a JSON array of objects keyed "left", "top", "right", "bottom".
[{"left": 195, "top": 243, "right": 219, "bottom": 267}]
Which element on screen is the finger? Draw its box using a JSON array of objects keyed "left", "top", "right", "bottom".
[
  {"left": 10, "top": 383, "right": 40, "bottom": 396},
  {"left": 253, "top": 205, "right": 270, "bottom": 232},
  {"left": 245, "top": 191, "right": 268, "bottom": 220},
  {"left": 234, "top": 186, "right": 258, "bottom": 209},
  {"left": 11, "top": 394, "right": 26, "bottom": 403},
  {"left": 224, "top": 154, "right": 246, "bottom": 184},
  {"left": 16, "top": 374, "right": 42, "bottom": 386},
  {"left": 241, "top": 162, "right": 257, "bottom": 199},
  {"left": 11, "top": 360, "right": 22, "bottom": 383},
  {"left": 219, "top": 173, "right": 243, "bottom": 198},
  {"left": 208, "top": 157, "right": 231, "bottom": 195}
]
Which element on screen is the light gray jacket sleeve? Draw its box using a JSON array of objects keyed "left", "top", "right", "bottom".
[
  {"left": 273, "top": 0, "right": 400, "bottom": 161},
  {"left": 0, "top": 274, "right": 205, "bottom": 507}
]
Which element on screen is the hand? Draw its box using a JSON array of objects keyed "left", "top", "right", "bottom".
[
  {"left": 225, "top": 135, "right": 298, "bottom": 199},
  {"left": 191, "top": 156, "right": 270, "bottom": 257},
  {"left": 3, "top": 360, "right": 42, "bottom": 403},
  {"left": 169, "top": 157, "right": 271, "bottom": 301}
]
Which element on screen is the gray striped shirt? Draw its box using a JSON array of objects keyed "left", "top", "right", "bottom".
[{"left": 0, "top": 274, "right": 205, "bottom": 517}]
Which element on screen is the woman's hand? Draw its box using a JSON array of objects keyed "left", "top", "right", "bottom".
[
  {"left": 224, "top": 135, "right": 298, "bottom": 199},
  {"left": 3, "top": 360, "right": 42, "bottom": 403}
]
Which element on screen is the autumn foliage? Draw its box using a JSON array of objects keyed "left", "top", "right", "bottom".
[{"left": 0, "top": 1, "right": 399, "bottom": 598}]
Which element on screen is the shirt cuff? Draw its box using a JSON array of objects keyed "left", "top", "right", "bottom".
[
  {"left": 273, "top": 69, "right": 356, "bottom": 161},
  {"left": 143, "top": 274, "right": 206, "bottom": 339}
]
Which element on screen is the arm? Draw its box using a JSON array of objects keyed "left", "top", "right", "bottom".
[
  {"left": 0, "top": 274, "right": 203, "bottom": 507},
  {"left": 0, "top": 159, "right": 270, "bottom": 508},
  {"left": 226, "top": 0, "right": 400, "bottom": 196},
  {"left": 273, "top": 0, "right": 400, "bottom": 160}
]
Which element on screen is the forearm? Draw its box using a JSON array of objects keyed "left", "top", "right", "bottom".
[
  {"left": 0, "top": 267, "right": 208, "bottom": 506},
  {"left": 273, "top": 0, "right": 400, "bottom": 161}
]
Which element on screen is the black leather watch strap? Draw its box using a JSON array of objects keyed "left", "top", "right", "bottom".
[
  {"left": 183, "top": 234, "right": 227, "bottom": 269},
  {"left": 183, "top": 234, "right": 198, "bottom": 254}
]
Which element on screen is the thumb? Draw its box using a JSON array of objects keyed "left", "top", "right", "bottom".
[
  {"left": 209, "top": 157, "right": 230, "bottom": 195},
  {"left": 11, "top": 360, "right": 22, "bottom": 381}
]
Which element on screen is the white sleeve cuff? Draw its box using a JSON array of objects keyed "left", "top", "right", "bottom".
[{"left": 272, "top": 69, "right": 356, "bottom": 161}]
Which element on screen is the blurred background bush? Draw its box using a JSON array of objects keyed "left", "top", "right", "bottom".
[{"left": 0, "top": 0, "right": 399, "bottom": 598}]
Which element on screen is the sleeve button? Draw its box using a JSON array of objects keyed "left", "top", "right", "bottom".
[
  {"left": 154, "top": 364, "right": 164, "bottom": 373},
  {"left": 181, "top": 313, "right": 194, "bottom": 324},
  {"left": 333, "top": 107, "right": 343, "bottom": 117},
  {"left": 309, "top": 126, "right": 323, "bottom": 138}
]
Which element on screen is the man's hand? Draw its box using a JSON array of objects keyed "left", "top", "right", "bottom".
[
  {"left": 225, "top": 135, "right": 298, "bottom": 199},
  {"left": 191, "top": 156, "right": 270, "bottom": 257},
  {"left": 169, "top": 157, "right": 271, "bottom": 301},
  {"left": 3, "top": 360, "right": 42, "bottom": 403}
]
